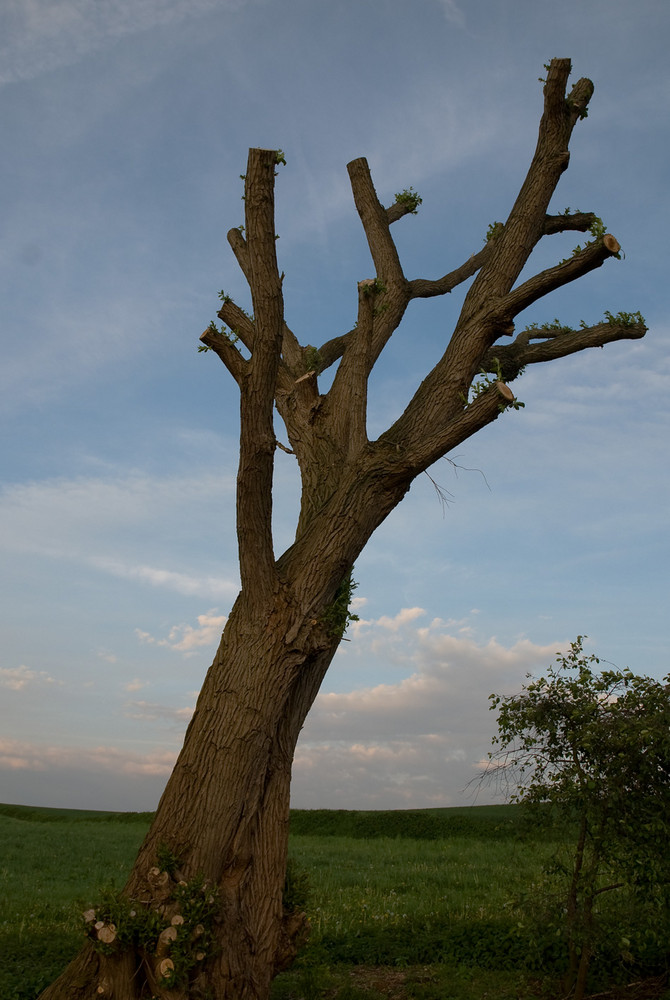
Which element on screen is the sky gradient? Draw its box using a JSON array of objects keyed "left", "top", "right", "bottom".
[{"left": 1, "top": 0, "right": 668, "bottom": 811}]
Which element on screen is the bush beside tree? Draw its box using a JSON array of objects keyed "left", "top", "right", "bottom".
[{"left": 486, "top": 637, "right": 670, "bottom": 998}]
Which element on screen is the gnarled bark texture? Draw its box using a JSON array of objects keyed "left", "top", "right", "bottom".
[{"left": 39, "top": 60, "right": 646, "bottom": 999}]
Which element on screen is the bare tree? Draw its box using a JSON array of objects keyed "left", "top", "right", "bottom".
[{"left": 40, "top": 59, "right": 646, "bottom": 1000}]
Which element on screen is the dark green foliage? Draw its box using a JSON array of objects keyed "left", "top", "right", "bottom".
[
  {"left": 167, "top": 874, "right": 220, "bottom": 984},
  {"left": 86, "top": 884, "right": 163, "bottom": 955},
  {"left": 484, "top": 221, "right": 504, "bottom": 242},
  {"left": 394, "top": 187, "right": 422, "bottom": 215},
  {"left": 283, "top": 857, "right": 311, "bottom": 913},
  {"left": 604, "top": 308, "right": 645, "bottom": 327},
  {"left": 0, "top": 931, "right": 76, "bottom": 1000},
  {"left": 83, "top": 870, "right": 219, "bottom": 987},
  {"left": 155, "top": 840, "right": 181, "bottom": 877},
  {"left": 289, "top": 805, "right": 523, "bottom": 841},
  {"left": 487, "top": 637, "right": 670, "bottom": 998},
  {"left": 321, "top": 573, "right": 359, "bottom": 638},
  {"left": 311, "top": 915, "right": 530, "bottom": 968},
  {"left": 302, "top": 344, "right": 324, "bottom": 374}
]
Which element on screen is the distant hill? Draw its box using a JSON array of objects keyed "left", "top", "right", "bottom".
[
  {"left": 288, "top": 805, "right": 522, "bottom": 839},
  {"left": 0, "top": 802, "right": 155, "bottom": 824},
  {"left": 0, "top": 801, "right": 524, "bottom": 839}
]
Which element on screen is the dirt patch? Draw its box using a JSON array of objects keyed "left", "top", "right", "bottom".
[
  {"left": 347, "top": 965, "right": 433, "bottom": 998},
  {"left": 340, "top": 968, "right": 668, "bottom": 1000},
  {"left": 586, "top": 975, "right": 668, "bottom": 1000}
]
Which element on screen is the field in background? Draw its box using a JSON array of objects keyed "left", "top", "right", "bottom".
[{"left": 1, "top": 803, "right": 667, "bottom": 1000}]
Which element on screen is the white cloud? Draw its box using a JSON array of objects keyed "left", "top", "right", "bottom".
[
  {"left": 124, "top": 678, "right": 146, "bottom": 692},
  {"left": 134, "top": 609, "right": 226, "bottom": 654},
  {"left": 293, "top": 737, "right": 467, "bottom": 809},
  {"left": 0, "top": 615, "right": 562, "bottom": 807},
  {"left": 0, "top": 737, "right": 176, "bottom": 777},
  {"left": 0, "top": 665, "right": 60, "bottom": 691},
  {"left": 292, "top": 617, "right": 562, "bottom": 808},
  {"left": 375, "top": 607, "right": 426, "bottom": 633}
]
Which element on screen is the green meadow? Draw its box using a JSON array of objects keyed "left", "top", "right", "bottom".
[{"left": 1, "top": 803, "right": 667, "bottom": 1000}]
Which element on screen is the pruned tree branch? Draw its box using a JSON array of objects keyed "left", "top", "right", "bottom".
[
  {"left": 224, "top": 224, "right": 306, "bottom": 374},
  {"left": 544, "top": 211, "right": 597, "bottom": 235},
  {"left": 280, "top": 321, "right": 305, "bottom": 376},
  {"left": 503, "top": 233, "right": 621, "bottom": 319},
  {"left": 217, "top": 299, "right": 256, "bottom": 351},
  {"left": 373, "top": 59, "right": 603, "bottom": 475},
  {"left": 483, "top": 316, "right": 647, "bottom": 382},
  {"left": 315, "top": 330, "right": 354, "bottom": 372},
  {"left": 379, "top": 378, "right": 519, "bottom": 478},
  {"left": 407, "top": 212, "right": 597, "bottom": 301},
  {"left": 386, "top": 201, "right": 413, "bottom": 225},
  {"left": 460, "top": 59, "right": 594, "bottom": 317},
  {"left": 408, "top": 242, "right": 496, "bottom": 299},
  {"left": 227, "top": 226, "right": 251, "bottom": 284},
  {"left": 406, "top": 209, "right": 596, "bottom": 299},
  {"left": 331, "top": 280, "right": 375, "bottom": 458},
  {"left": 236, "top": 148, "right": 285, "bottom": 601},
  {"left": 347, "top": 157, "right": 405, "bottom": 288},
  {"left": 199, "top": 325, "right": 248, "bottom": 383}
]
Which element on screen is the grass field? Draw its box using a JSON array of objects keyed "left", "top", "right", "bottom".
[{"left": 1, "top": 802, "right": 668, "bottom": 1000}]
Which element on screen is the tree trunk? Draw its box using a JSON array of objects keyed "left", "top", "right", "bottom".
[
  {"left": 563, "top": 812, "right": 588, "bottom": 994},
  {"left": 39, "top": 586, "right": 343, "bottom": 1000}
]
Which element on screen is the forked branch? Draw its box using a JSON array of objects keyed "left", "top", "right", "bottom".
[
  {"left": 459, "top": 59, "right": 594, "bottom": 317},
  {"left": 408, "top": 211, "right": 597, "bottom": 301},
  {"left": 204, "top": 62, "right": 646, "bottom": 572}
]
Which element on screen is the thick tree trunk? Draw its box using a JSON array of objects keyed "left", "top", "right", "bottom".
[{"left": 39, "top": 587, "right": 343, "bottom": 1000}]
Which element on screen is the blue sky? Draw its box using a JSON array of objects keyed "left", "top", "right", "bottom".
[{"left": 1, "top": 0, "right": 668, "bottom": 811}]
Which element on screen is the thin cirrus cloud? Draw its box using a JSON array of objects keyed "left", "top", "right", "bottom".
[
  {"left": 436, "top": 0, "right": 466, "bottom": 27},
  {"left": 100, "top": 561, "right": 238, "bottom": 601},
  {"left": 0, "top": 473, "right": 239, "bottom": 600},
  {"left": 0, "top": 473, "right": 235, "bottom": 551},
  {"left": 0, "top": 0, "right": 250, "bottom": 84}
]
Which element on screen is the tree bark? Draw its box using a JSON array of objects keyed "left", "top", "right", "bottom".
[
  {"left": 40, "top": 585, "right": 346, "bottom": 999},
  {"left": 39, "top": 61, "right": 648, "bottom": 999}
]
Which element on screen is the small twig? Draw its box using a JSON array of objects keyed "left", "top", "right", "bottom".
[{"left": 275, "top": 439, "right": 294, "bottom": 455}]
